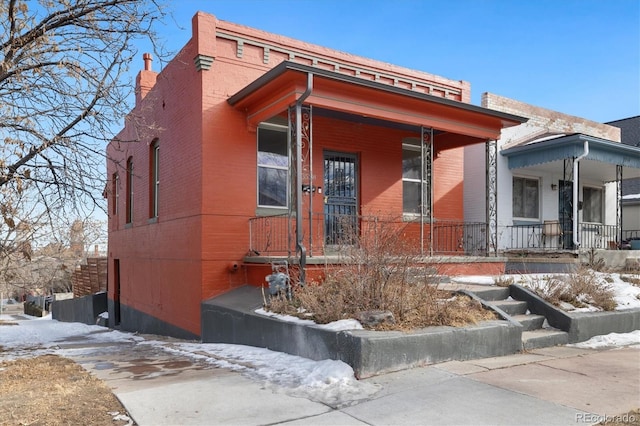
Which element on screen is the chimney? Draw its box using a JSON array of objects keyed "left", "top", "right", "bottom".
[
  {"left": 143, "top": 53, "right": 152, "bottom": 71},
  {"left": 135, "top": 53, "right": 158, "bottom": 105}
]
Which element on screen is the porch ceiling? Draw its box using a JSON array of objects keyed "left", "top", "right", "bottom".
[
  {"left": 228, "top": 61, "right": 527, "bottom": 141},
  {"left": 502, "top": 134, "right": 640, "bottom": 182}
]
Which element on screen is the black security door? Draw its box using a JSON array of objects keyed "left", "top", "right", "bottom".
[{"left": 324, "top": 152, "right": 358, "bottom": 245}]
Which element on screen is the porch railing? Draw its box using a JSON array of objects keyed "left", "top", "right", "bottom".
[
  {"left": 250, "top": 216, "right": 639, "bottom": 256},
  {"left": 503, "top": 223, "right": 622, "bottom": 251},
  {"left": 579, "top": 224, "right": 621, "bottom": 250},
  {"left": 248, "top": 214, "right": 487, "bottom": 256}
]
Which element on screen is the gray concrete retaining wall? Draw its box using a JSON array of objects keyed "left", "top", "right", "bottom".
[
  {"left": 52, "top": 292, "right": 107, "bottom": 325},
  {"left": 109, "top": 300, "right": 200, "bottom": 341},
  {"left": 202, "top": 286, "right": 523, "bottom": 378},
  {"left": 510, "top": 284, "right": 640, "bottom": 343}
]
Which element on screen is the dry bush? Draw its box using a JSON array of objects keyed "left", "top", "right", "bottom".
[
  {"left": 495, "top": 276, "right": 515, "bottom": 287},
  {"left": 583, "top": 248, "right": 607, "bottom": 272},
  {"left": 268, "top": 216, "right": 495, "bottom": 330},
  {"left": 528, "top": 267, "right": 616, "bottom": 311},
  {"left": 621, "top": 275, "right": 640, "bottom": 287}
]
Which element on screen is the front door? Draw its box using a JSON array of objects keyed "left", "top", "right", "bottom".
[{"left": 324, "top": 152, "right": 358, "bottom": 245}]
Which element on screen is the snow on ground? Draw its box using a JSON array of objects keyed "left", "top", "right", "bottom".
[
  {"left": 455, "top": 273, "right": 640, "bottom": 312},
  {"left": 255, "top": 308, "right": 363, "bottom": 331},
  {"left": 0, "top": 315, "right": 377, "bottom": 406},
  {"left": 451, "top": 276, "right": 496, "bottom": 285},
  {"left": 1, "top": 272, "right": 639, "bottom": 405},
  {"left": 569, "top": 330, "right": 640, "bottom": 349},
  {"left": 155, "top": 340, "right": 379, "bottom": 406},
  {"left": 511, "top": 272, "right": 640, "bottom": 312}
]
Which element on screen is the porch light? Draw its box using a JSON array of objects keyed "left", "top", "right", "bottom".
[{"left": 551, "top": 183, "right": 558, "bottom": 191}]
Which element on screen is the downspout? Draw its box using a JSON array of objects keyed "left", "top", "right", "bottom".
[
  {"left": 572, "top": 141, "right": 589, "bottom": 247},
  {"left": 295, "top": 73, "right": 313, "bottom": 284}
]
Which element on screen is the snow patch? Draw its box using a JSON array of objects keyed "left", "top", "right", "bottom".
[{"left": 569, "top": 331, "right": 640, "bottom": 349}]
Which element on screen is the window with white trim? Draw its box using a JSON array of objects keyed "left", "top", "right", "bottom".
[
  {"left": 512, "top": 176, "right": 539, "bottom": 219},
  {"left": 257, "top": 124, "right": 288, "bottom": 208},
  {"left": 583, "top": 186, "right": 603, "bottom": 223},
  {"left": 402, "top": 143, "right": 423, "bottom": 214}
]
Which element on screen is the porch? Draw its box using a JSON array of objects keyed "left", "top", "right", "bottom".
[
  {"left": 500, "top": 134, "right": 640, "bottom": 253},
  {"left": 229, "top": 61, "right": 528, "bottom": 283}
]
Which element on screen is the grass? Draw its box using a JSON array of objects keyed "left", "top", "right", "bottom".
[
  {"left": 0, "top": 355, "right": 132, "bottom": 426},
  {"left": 599, "top": 409, "right": 640, "bottom": 426}
]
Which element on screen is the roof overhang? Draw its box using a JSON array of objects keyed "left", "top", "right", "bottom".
[
  {"left": 228, "top": 61, "right": 527, "bottom": 141},
  {"left": 502, "top": 134, "right": 640, "bottom": 181}
]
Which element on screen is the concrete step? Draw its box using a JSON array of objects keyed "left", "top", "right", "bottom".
[
  {"left": 522, "top": 329, "right": 569, "bottom": 350},
  {"left": 438, "top": 283, "right": 509, "bottom": 300},
  {"left": 511, "top": 314, "right": 545, "bottom": 331},
  {"left": 492, "top": 300, "right": 528, "bottom": 316},
  {"left": 467, "top": 286, "right": 510, "bottom": 301}
]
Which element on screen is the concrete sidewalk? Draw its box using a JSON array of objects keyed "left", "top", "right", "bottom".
[{"left": 67, "top": 340, "right": 639, "bottom": 426}]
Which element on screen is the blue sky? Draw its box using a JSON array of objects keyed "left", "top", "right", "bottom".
[{"left": 149, "top": 0, "right": 639, "bottom": 124}]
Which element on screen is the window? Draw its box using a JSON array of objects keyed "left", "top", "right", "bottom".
[
  {"left": 257, "top": 124, "right": 288, "bottom": 208},
  {"left": 126, "top": 156, "right": 134, "bottom": 224},
  {"left": 149, "top": 140, "right": 159, "bottom": 218},
  {"left": 111, "top": 173, "right": 119, "bottom": 216},
  {"left": 402, "top": 143, "right": 424, "bottom": 214},
  {"left": 512, "top": 177, "right": 539, "bottom": 219},
  {"left": 583, "top": 187, "right": 603, "bottom": 223}
]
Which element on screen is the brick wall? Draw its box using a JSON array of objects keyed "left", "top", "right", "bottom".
[
  {"left": 482, "top": 93, "right": 621, "bottom": 146},
  {"left": 106, "top": 11, "right": 474, "bottom": 337}
]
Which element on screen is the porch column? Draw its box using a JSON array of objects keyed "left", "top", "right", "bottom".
[
  {"left": 288, "top": 102, "right": 312, "bottom": 283},
  {"left": 617, "top": 164, "right": 623, "bottom": 246},
  {"left": 485, "top": 139, "right": 498, "bottom": 256},
  {"left": 421, "top": 127, "right": 433, "bottom": 256},
  {"left": 562, "top": 158, "right": 575, "bottom": 249}
]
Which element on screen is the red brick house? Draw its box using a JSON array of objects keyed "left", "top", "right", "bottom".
[{"left": 106, "top": 12, "right": 526, "bottom": 339}]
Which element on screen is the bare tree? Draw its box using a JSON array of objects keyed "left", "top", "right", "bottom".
[
  {"left": 0, "top": 211, "right": 108, "bottom": 298},
  {"left": 0, "top": 0, "right": 167, "bottom": 297},
  {"left": 0, "top": 0, "right": 167, "bottom": 221}
]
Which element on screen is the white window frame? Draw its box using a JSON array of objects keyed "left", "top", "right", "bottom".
[
  {"left": 402, "top": 142, "right": 424, "bottom": 216},
  {"left": 512, "top": 176, "right": 540, "bottom": 221},
  {"left": 582, "top": 185, "right": 603, "bottom": 224},
  {"left": 257, "top": 122, "right": 289, "bottom": 209}
]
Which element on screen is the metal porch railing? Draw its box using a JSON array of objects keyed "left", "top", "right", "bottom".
[
  {"left": 248, "top": 214, "right": 487, "bottom": 257},
  {"left": 504, "top": 223, "right": 623, "bottom": 251}
]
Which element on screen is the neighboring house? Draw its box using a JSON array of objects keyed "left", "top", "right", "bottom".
[
  {"left": 464, "top": 94, "right": 640, "bottom": 253},
  {"left": 105, "top": 12, "right": 526, "bottom": 339},
  {"left": 607, "top": 116, "right": 640, "bottom": 241}
]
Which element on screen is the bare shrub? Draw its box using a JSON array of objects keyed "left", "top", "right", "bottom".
[
  {"left": 495, "top": 276, "right": 515, "bottom": 287},
  {"left": 267, "top": 216, "right": 495, "bottom": 330},
  {"left": 621, "top": 275, "right": 640, "bottom": 287},
  {"left": 528, "top": 268, "right": 616, "bottom": 311},
  {"left": 583, "top": 248, "right": 607, "bottom": 272}
]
